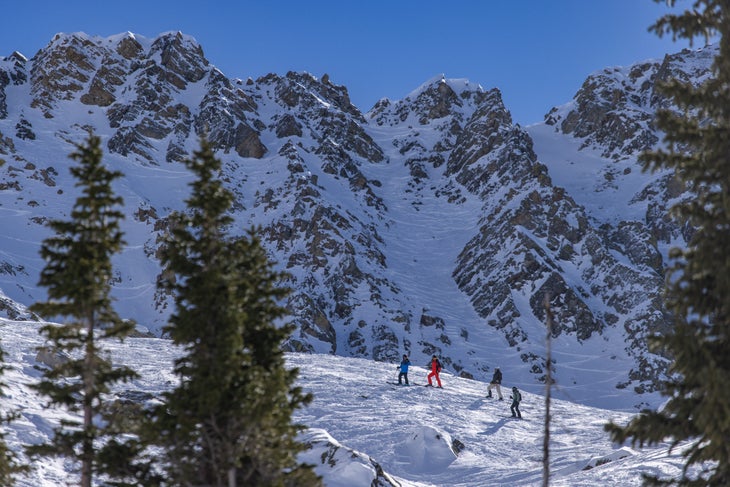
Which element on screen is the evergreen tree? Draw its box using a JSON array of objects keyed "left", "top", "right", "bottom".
[
  {"left": 606, "top": 2, "right": 730, "bottom": 485},
  {"left": 28, "top": 132, "right": 139, "bottom": 487},
  {"left": 0, "top": 340, "right": 27, "bottom": 484},
  {"left": 154, "top": 136, "right": 320, "bottom": 486}
]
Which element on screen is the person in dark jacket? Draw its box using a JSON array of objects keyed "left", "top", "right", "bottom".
[
  {"left": 486, "top": 367, "right": 503, "bottom": 400},
  {"left": 510, "top": 386, "right": 522, "bottom": 418},
  {"left": 397, "top": 354, "right": 411, "bottom": 385},
  {"left": 426, "top": 355, "right": 442, "bottom": 388}
]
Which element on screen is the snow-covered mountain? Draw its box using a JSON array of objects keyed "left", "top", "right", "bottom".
[
  {"left": 0, "top": 32, "right": 715, "bottom": 410},
  {"left": 0, "top": 318, "right": 700, "bottom": 487}
]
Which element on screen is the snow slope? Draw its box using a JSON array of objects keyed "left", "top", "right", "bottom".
[
  {"left": 1, "top": 34, "right": 715, "bottom": 413},
  {"left": 0, "top": 318, "right": 697, "bottom": 486}
]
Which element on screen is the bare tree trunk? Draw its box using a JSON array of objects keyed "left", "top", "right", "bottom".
[
  {"left": 542, "top": 295, "right": 554, "bottom": 487},
  {"left": 81, "top": 313, "right": 95, "bottom": 487}
]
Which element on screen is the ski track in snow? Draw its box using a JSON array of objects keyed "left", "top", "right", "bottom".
[{"left": 362, "top": 123, "right": 516, "bottom": 375}]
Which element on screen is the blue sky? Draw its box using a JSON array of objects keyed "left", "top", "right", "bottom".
[{"left": 3, "top": 1, "right": 696, "bottom": 125}]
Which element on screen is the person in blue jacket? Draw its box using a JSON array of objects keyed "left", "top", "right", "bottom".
[{"left": 397, "top": 354, "right": 411, "bottom": 385}]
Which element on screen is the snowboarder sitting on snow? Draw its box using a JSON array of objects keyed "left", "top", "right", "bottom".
[
  {"left": 397, "top": 354, "right": 411, "bottom": 385},
  {"left": 426, "top": 355, "right": 442, "bottom": 388},
  {"left": 510, "top": 386, "right": 522, "bottom": 418},
  {"left": 486, "top": 367, "right": 503, "bottom": 400}
]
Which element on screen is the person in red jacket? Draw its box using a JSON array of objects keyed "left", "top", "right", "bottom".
[{"left": 427, "top": 355, "right": 443, "bottom": 388}]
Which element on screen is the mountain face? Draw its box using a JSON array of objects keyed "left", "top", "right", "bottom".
[{"left": 0, "top": 32, "right": 715, "bottom": 409}]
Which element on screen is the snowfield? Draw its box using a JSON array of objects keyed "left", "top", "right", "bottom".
[{"left": 1, "top": 319, "right": 697, "bottom": 486}]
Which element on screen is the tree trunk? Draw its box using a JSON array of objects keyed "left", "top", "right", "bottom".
[
  {"left": 81, "top": 313, "right": 95, "bottom": 487},
  {"left": 542, "top": 295, "right": 554, "bottom": 487}
]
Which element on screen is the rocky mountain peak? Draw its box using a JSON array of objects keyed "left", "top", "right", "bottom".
[
  {"left": 148, "top": 31, "right": 209, "bottom": 87},
  {"left": 253, "top": 70, "right": 384, "bottom": 170},
  {"left": 371, "top": 76, "right": 495, "bottom": 128},
  {"left": 115, "top": 34, "right": 145, "bottom": 60},
  {"left": 29, "top": 33, "right": 104, "bottom": 115},
  {"left": 413, "top": 77, "right": 463, "bottom": 123},
  {"left": 0, "top": 32, "right": 716, "bottom": 409},
  {"left": 256, "top": 70, "right": 364, "bottom": 122},
  {"left": 544, "top": 45, "right": 716, "bottom": 161}
]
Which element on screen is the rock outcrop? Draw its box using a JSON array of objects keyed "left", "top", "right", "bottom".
[{"left": 0, "top": 33, "right": 715, "bottom": 407}]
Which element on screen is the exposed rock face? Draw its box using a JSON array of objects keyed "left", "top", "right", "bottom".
[
  {"left": 544, "top": 46, "right": 717, "bottom": 161},
  {"left": 0, "top": 289, "right": 35, "bottom": 321},
  {"left": 0, "top": 33, "right": 715, "bottom": 407},
  {"left": 194, "top": 68, "right": 262, "bottom": 160},
  {"left": 0, "top": 52, "right": 28, "bottom": 120},
  {"left": 29, "top": 34, "right": 101, "bottom": 116},
  {"left": 20, "top": 32, "right": 266, "bottom": 164},
  {"left": 531, "top": 45, "right": 717, "bottom": 390}
]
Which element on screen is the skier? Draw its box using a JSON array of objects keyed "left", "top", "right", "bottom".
[
  {"left": 397, "top": 354, "right": 411, "bottom": 385},
  {"left": 426, "top": 355, "right": 442, "bottom": 388},
  {"left": 510, "top": 386, "right": 522, "bottom": 418},
  {"left": 486, "top": 367, "right": 503, "bottom": 400}
]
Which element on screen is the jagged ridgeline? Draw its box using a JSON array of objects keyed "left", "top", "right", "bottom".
[{"left": 0, "top": 31, "right": 714, "bottom": 409}]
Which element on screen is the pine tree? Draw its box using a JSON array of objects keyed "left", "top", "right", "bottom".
[
  {"left": 606, "top": 2, "right": 730, "bottom": 485},
  {"left": 28, "top": 132, "right": 139, "bottom": 487},
  {"left": 153, "top": 136, "right": 320, "bottom": 486},
  {"left": 0, "top": 340, "right": 27, "bottom": 484}
]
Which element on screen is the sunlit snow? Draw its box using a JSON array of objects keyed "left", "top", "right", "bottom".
[{"left": 1, "top": 319, "right": 697, "bottom": 486}]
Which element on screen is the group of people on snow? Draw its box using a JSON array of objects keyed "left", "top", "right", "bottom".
[
  {"left": 487, "top": 367, "right": 521, "bottom": 418},
  {"left": 396, "top": 355, "right": 522, "bottom": 418},
  {"left": 397, "top": 354, "right": 442, "bottom": 387}
]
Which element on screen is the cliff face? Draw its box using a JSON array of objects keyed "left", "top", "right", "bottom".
[{"left": 0, "top": 32, "right": 714, "bottom": 408}]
